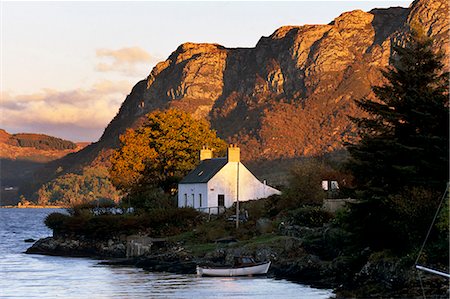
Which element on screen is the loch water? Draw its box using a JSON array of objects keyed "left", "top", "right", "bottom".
[{"left": 0, "top": 208, "right": 334, "bottom": 298}]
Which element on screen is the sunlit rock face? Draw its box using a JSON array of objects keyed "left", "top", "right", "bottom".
[
  {"left": 407, "top": 0, "right": 449, "bottom": 65},
  {"left": 72, "top": 0, "right": 450, "bottom": 165}
]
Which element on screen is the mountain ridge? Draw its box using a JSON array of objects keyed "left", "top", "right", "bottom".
[{"left": 37, "top": 0, "right": 449, "bottom": 183}]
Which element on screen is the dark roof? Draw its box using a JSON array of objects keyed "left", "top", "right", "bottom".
[{"left": 180, "top": 158, "right": 227, "bottom": 184}]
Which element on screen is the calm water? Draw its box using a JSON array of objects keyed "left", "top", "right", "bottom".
[{"left": 0, "top": 209, "right": 334, "bottom": 298}]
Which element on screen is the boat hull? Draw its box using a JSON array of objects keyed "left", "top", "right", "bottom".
[{"left": 196, "top": 262, "right": 271, "bottom": 277}]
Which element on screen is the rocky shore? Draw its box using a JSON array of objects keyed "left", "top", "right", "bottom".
[
  {"left": 26, "top": 236, "right": 126, "bottom": 258},
  {"left": 26, "top": 234, "right": 337, "bottom": 287},
  {"left": 26, "top": 230, "right": 448, "bottom": 298}
]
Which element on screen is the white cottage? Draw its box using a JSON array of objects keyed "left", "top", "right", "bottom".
[{"left": 178, "top": 145, "right": 281, "bottom": 214}]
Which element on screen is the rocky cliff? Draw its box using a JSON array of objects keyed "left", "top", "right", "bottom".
[{"left": 47, "top": 0, "right": 449, "bottom": 173}]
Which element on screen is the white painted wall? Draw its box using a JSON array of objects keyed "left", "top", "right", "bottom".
[
  {"left": 178, "top": 162, "right": 281, "bottom": 213},
  {"left": 178, "top": 183, "right": 208, "bottom": 209},
  {"left": 236, "top": 162, "right": 281, "bottom": 201},
  {"left": 206, "top": 162, "right": 281, "bottom": 209},
  {"left": 206, "top": 162, "right": 238, "bottom": 208}
]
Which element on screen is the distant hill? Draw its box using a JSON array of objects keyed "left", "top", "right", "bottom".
[
  {"left": 34, "top": 0, "right": 449, "bottom": 191},
  {"left": 0, "top": 129, "right": 89, "bottom": 205},
  {"left": 0, "top": 129, "right": 87, "bottom": 162}
]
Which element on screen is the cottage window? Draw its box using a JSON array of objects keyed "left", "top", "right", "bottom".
[
  {"left": 191, "top": 194, "right": 195, "bottom": 207},
  {"left": 199, "top": 194, "right": 202, "bottom": 207},
  {"left": 184, "top": 194, "right": 187, "bottom": 206}
]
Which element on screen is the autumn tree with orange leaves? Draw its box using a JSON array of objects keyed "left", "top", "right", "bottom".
[{"left": 109, "top": 109, "right": 226, "bottom": 206}]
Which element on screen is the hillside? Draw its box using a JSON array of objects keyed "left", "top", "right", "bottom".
[
  {"left": 0, "top": 129, "right": 88, "bottom": 205},
  {"left": 0, "top": 129, "right": 86, "bottom": 162},
  {"left": 39, "top": 0, "right": 448, "bottom": 183}
]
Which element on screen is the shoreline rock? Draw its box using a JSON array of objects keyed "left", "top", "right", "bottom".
[
  {"left": 26, "top": 237, "right": 125, "bottom": 258},
  {"left": 26, "top": 235, "right": 449, "bottom": 298}
]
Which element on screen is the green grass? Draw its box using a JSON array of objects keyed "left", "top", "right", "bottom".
[
  {"left": 184, "top": 242, "right": 217, "bottom": 256},
  {"left": 169, "top": 232, "right": 289, "bottom": 257},
  {"left": 168, "top": 231, "right": 196, "bottom": 243},
  {"left": 235, "top": 234, "right": 287, "bottom": 247},
  {"left": 193, "top": 234, "right": 288, "bottom": 255}
]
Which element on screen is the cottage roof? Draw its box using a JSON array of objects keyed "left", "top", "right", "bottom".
[{"left": 179, "top": 158, "right": 228, "bottom": 184}]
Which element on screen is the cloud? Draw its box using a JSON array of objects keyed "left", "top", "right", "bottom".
[
  {"left": 95, "top": 47, "right": 160, "bottom": 76},
  {"left": 1, "top": 80, "right": 133, "bottom": 142}
]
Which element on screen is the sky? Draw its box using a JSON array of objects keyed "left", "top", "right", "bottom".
[{"left": 1, "top": 1, "right": 411, "bottom": 142}]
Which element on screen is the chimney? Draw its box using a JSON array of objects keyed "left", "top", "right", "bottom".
[
  {"left": 227, "top": 144, "right": 240, "bottom": 162},
  {"left": 200, "top": 146, "right": 213, "bottom": 161}
]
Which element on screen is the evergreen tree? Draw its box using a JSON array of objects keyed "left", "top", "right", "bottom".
[{"left": 345, "top": 27, "right": 449, "bottom": 250}]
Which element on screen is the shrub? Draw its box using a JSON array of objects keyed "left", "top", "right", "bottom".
[
  {"left": 84, "top": 215, "right": 124, "bottom": 238},
  {"left": 238, "top": 199, "right": 268, "bottom": 220},
  {"left": 43, "top": 206, "right": 202, "bottom": 239},
  {"left": 126, "top": 187, "right": 176, "bottom": 210},
  {"left": 67, "top": 205, "right": 95, "bottom": 217},
  {"left": 388, "top": 187, "right": 444, "bottom": 247},
  {"left": 195, "top": 220, "right": 231, "bottom": 243},
  {"left": 44, "top": 212, "right": 70, "bottom": 230},
  {"left": 64, "top": 213, "right": 91, "bottom": 234},
  {"left": 288, "top": 206, "right": 333, "bottom": 227},
  {"left": 282, "top": 159, "right": 328, "bottom": 207},
  {"left": 263, "top": 194, "right": 283, "bottom": 217},
  {"left": 143, "top": 207, "right": 202, "bottom": 236}
]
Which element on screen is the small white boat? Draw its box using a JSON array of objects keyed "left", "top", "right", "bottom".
[{"left": 196, "top": 257, "right": 271, "bottom": 277}]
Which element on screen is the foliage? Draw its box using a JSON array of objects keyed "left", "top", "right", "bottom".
[
  {"left": 421, "top": 191, "right": 449, "bottom": 268},
  {"left": 283, "top": 159, "right": 327, "bottom": 206},
  {"left": 300, "top": 225, "right": 354, "bottom": 261},
  {"left": 66, "top": 198, "right": 117, "bottom": 216},
  {"left": 262, "top": 194, "right": 284, "bottom": 218},
  {"left": 109, "top": 128, "right": 157, "bottom": 192},
  {"left": 275, "top": 157, "right": 350, "bottom": 210},
  {"left": 435, "top": 194, "right": 449, "bottom": 234},
  {"left": 124, "top": 186, "right": 176, "bottom": 210},
  {"left": 239, "top": 199, "right": 267, "bottom": 221},
  {"left": 288, "top": 206, "right": 333, "bottom": 227},
  {"left": 347, "top": 27, "right": 448, "bottom": 198},
  {"left": 144, "top": 207, "right": 202, "bottom": 235},
  {"left": 193, "top": 220, "right": 231, "bottom": 243},
  {"left": 8, "top": 133, "right": 77, "bottom": 150},
  {"left": 345, "top": 27, "right": 449, "bottom": 252},
  {"left": 109, "top": 109, "right": 227, "bottom": 197},
  {"left": 37, "top": 166, "right": 121, "bottom": 206},
  {"left": 45, "top": 206, "right": 202, "bottom": 239},
  {"left": 388, "top": 188, "right": 443, "bottom": 246},
  {"left": 44, "top": 212, "right": 70, "bottom": 231},
  {"left": 341, "top": 187, "right": 446, "bottom": 251}
]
